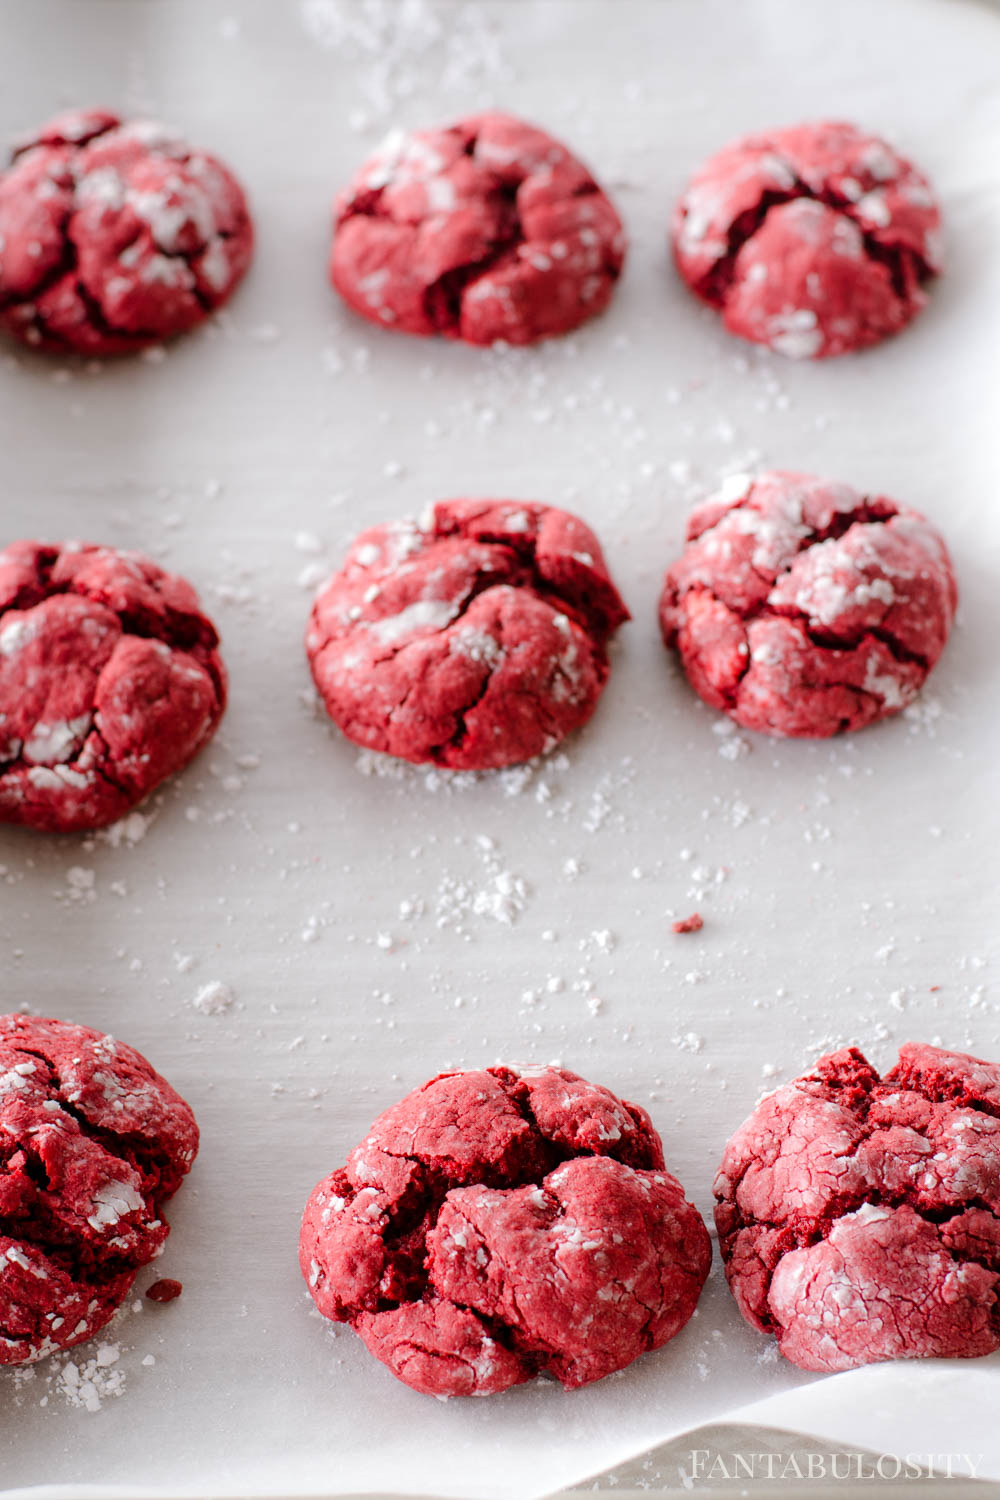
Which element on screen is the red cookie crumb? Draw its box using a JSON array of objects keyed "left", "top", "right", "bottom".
[
  {"left": 0, "top": 1014, "right": 198, "bottom": 1365},
  {"left": 0, "top": 540, "right": 226, "bottom": 832},
  {"left": 659, "top": 471, "right": 956, "bottom": 738},
  {"left": 0, "top": 109, "right": 253, "bottom": 356},
  {"left": 715, "top": 1042, "right": 1000, "bottom": 1372},
  {"left": 145, "top": 1278, "right": 183, "bottom": 1304},
  {"left": 300, "top": 1065, "right": 710, "bottom": 1397},
  {"left": 672, "top": 121, "right": 941, "bottom": 358},
  {"left": 672, "top": 914, "right": 703, "bottom": 934},
  {"left": 331, "top": 111, "right": 625, "bottom": 346},
  {"left": 306, "top": 499, "right": 629, "bottom": 769}
]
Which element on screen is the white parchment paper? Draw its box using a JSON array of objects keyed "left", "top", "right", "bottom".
[{"left": 1, "top": 0, "right": 999, "bottom": 1494}]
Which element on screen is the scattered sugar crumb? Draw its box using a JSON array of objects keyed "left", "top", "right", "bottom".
[{"left": 191, "top": 981, "right": 235, "bottom": 1016}]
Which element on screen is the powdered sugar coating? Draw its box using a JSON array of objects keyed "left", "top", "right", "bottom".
[
  {"left": 0, "top": 1013, "right": 198, "bottom": 1365},
  {"left": 659, "top": 470, "right": 956, "bottom": 737},
  {"left": 306, "top": 499, "right": 629, "bottom": 769},
  {"left": 0, "top": 109, "right": 252, "bottom": 355},
  {"left": 331, "top": 111, "right": 625, "bottom": 345},
  {"left": 300, "top": 1065, "right": 710, "bottom": 1397},
  {"left": 715, "top": 1042, "right": 1000, "bottom": 1372},
  {"left": 672, "top": 121, "right": 941, "bottom": 358},
  {"left": 0, "top": 540, "right": 226, "bottom": 832}
]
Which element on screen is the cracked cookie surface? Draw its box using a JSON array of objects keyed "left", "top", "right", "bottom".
[
  {"left": 672, "top": 120, "right": 941, "bottom": 358},
  {"left": 715, "top": 1043, "right": 1000, "bottom": 1372},
  {"left": 0, "top": 1013, "right": 198, "bottom": 1364},
  {"left": 300, "top": 1065, "right": 710, "bottom": 1397},
  {"left": 330, "top": 111, "right": 625, "bottom": 345},
  {"left": 658, "top": 470, "right": 956, "bottom": 738},
  {"left": 306, "top": 499, "right": 629, "bottom": 770},
  {"left": 0, "top": 540, "right": 226, "bottom": 832},
  {"left": 0, "top": 109, "right": 252, "bottom": 355}
]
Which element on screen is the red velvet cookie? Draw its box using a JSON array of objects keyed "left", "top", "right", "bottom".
[
  {"left": 0, "top": 109, "right": 252, "bottom": 355},
  {"left": 0, "top": 540, "right": 226, "bottom": 832},
  {"left": 301, "top": 1065, "right": 710, "bottom": 1397},
  {"left": 715, "top": 1043, "right": 1000, "bottom": 1372},
  {"left": 672, "top": 121, "right": 941, "bottom": 358},
  {"left": 0, "top": 1013, "right": 198, "bottom": 1365},
  {"left": 331, "top": 111, "right": 625, "bottom": 345},
  {"left": 659, "top": 471, "right": 956, "bottom": 738},
  {"left": 306, "top": 499, "right": 629, "bottom": 769}
]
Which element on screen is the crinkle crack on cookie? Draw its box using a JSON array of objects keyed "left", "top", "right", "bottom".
[
  {"left": 715, "top": 1043, "right": 1000, "bottom": 1372},
  {"left": 331, "top": 111, "right": 626, "bottom": 345},
  {"left": 0, "top": 108, "right": 253, "bottom": 355},
  {"left": 659, "top": 470, "right": 956, "bottom": 738},
  {"left": 672, "top": 121, "right": 941, "bottom": 358},
  {"left": 306, "top": 499, "right": 629, "bottom": 769},
  {"left": 300, "top": 1065, "right": 711, "bottom": 1397},
  {"left": 0, "top": 540, "right": 226, "bottom": 832},
  {"left": 0, "top": 1014, "right": 198, "bottom": 1365}
]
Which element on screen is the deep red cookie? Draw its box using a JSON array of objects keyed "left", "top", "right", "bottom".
[
  {"left": 331, "top": 111, "right": 625, "bottom": 345},
  {"left": 659, "top": 471, "right": 956, "bottom": 738},
  {"left": 0, "top": 1013, "right": 198, "bottom": 1365},
  {"left": 301, "top": 1065, "right": 710, "bottom": 1397},
  {"left": 715, "top": 1043, "right": 1000, "bottom": 1371},
  {"left": 0, "top": 540, "right": 226, "bottom": 832},
  {"left": 0, "top": 109, "right": 252, "bottom": 355},
  {"left": 307, "top": 499, "right": 629, "bottom": 769},
  {"left": 672, "top": 121, "right": 941, "bottom": 358}
]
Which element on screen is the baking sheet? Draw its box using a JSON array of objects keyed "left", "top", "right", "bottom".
[{"left": 1, "top": 0, "right": 999, "bottom": 1494}]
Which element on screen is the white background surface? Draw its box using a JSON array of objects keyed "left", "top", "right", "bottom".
[{"left": 1, "top": 0, "right": 999, "bottom": 1494}]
